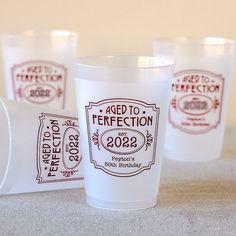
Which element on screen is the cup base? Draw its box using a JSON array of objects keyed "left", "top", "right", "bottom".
[
  {"left": 164, "top": 149, "right": 221, "bottom": 162},
  {"left": 86, "top": 195, "right": 157, "bottom": 210}
]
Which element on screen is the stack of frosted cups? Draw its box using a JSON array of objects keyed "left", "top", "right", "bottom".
[
  {"left": 0, "top": 31, "right": 176, "bottom": 211},
  {"left": 0, "top": 33, "right": 235, "bottom": 211},
  {"left": 0, "top": 31, "right": 84, "bottom": 195}
]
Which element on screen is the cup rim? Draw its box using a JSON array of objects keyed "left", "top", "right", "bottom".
[
  {"left": 154, "top": 37, "right": 236, "bottom": 46},
  {"left": 2, "top": 30, "right": 78, "bottom": 39},
  {"left": 75, "top": 55, "right": 175, "bottom": 70}
]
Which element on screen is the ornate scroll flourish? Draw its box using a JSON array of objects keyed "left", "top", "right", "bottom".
[
  {"left": 61, "top": 170, "right": 78, "bottom": 178},
  {"left": 62, "top": 119, "right": 77, "bottom": 127},
  {"left": 92, "top": 129, "right": 100, "bottom": 150},
  {"left": 145, "top": 130, "right": 153, "bottom": 151}
]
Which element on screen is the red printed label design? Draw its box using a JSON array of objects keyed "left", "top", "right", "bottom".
[
  {"left": 11, "top": 61, "right": 67, "bottom": 108},
  {"left": 170, "top": 70, "right": 224, "bottom": 134},
  {"left": 86, "top": 98, "right": 160, "bottom": 177},
  {"left": 36, "top": 113, "right": 83, "bottom": 183}
]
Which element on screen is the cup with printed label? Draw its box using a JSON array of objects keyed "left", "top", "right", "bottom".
[
  {"left": 153, "top": 37, "right": 235, "bottom": 161},
  {"left": 1, "top": 30, "right": 78, "bottom": 110},
  {"left": 75, "top": 56, "right": 175, "bottom": 210},
  {"left": 0, "top": 98, "right": 83, "bottom": 195}
]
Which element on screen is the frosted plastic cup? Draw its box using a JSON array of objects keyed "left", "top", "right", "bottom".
[
  {"left": 75, "top": 56, "right": 175, "bottom": 210},
  {"left": 153, "top": 37, "right": 235, "bottom": 161},
  {"left": 1, "top": 30, "right": 78, "bottom": 110},
  {"left": 0, "top": 98, "right": 83, "bottom": 195}
]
